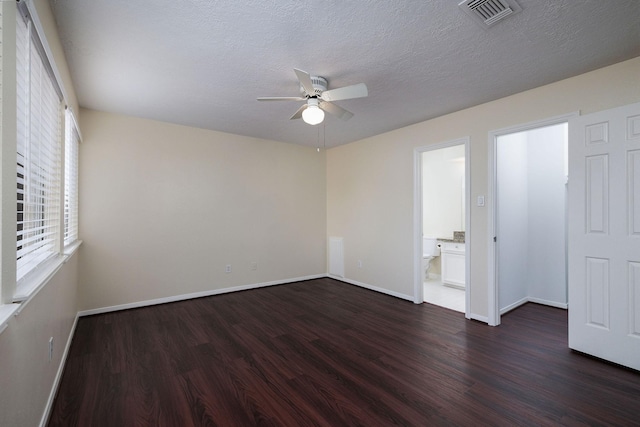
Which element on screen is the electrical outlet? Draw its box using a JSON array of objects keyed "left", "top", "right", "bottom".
[
  {"left": 48, "top": 337, "right": 54, "bottom": 362},
  {"left": 251, "top": 262, "right": 258, "bottom": 271},
  {"left": 225, "top": 264, "right": 232, "bottom": 273},
  {"left": 357, "top": 260, "right": 363, "bottom": 268}
]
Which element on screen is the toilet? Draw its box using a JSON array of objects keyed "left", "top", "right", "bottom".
[{"left": 422, "top": 237, "right": 441, "bottom": 280}]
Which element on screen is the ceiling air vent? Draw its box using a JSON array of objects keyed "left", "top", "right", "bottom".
[{"left": 458, "top": 0, "right": 522, "bottom": 29}]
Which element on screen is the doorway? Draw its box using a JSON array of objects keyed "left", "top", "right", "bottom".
[
  {"left": 414, "top": 138, "right": 470, "bottom": 318},
  {"left": 488, "top": 115, "right": 574, "bottom": 325}
]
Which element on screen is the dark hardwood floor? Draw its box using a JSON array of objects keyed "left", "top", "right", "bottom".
[{"left": 48, "top": 278, "right": 640, "bottom": 426}]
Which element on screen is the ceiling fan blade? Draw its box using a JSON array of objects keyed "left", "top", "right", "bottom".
[
  {"left": 319, "top": 101, "right": 354, "bottom": 121},
  {"left": 320, "top": 83, "right": 368, "bottom": 102},
  {"left": 257, "top": 96, "right": 306, "bottom": 101},
  {"left": 289, "top": 104, "right": 307, "bottom": 120},
  {"left": 294, "top": 68, "right": 316, "bottom": 97}
]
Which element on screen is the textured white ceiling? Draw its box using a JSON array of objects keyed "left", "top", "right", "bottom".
[{"left": 50, "top": 0, "right": 640, "bottom": 147}]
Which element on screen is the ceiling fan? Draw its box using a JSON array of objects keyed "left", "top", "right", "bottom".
[{"left": 257, "top": 69, "right": 368, "bottom": 125}]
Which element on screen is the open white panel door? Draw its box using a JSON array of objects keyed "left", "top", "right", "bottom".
[{"left": 568, "top": 102, "right": 640, "bottom": 371}]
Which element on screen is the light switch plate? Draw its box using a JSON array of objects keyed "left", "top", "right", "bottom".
[{"left": 477, "top": 195, "right": 485, "bottom": 207}]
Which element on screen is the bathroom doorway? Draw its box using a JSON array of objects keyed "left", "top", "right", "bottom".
[
  {"left": 414, "top": 138, "right": 470, "bottom": 316},
  {"left": 488, "top": 115, "right": 573, "bottom": 325}
]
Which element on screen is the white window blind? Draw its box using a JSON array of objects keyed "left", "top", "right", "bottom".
[
  {"left": 64, "top": 111, "right": 79, "bottom": 245},
  {"left": 16, "top": 8, "right": 63, "bottom": 282}
]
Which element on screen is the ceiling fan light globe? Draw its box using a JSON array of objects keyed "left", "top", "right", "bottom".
[{"left": 302, "top": 105, "right": 325, "bottom": 125}]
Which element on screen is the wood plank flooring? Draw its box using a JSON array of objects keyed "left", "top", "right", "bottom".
[{"left": 48, "top": 278, "right": 640, "bottom": 426}]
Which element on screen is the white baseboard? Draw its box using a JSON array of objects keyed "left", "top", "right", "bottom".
[
  {"left": 330, "top": 276, "right": 491, "bottom": 326},
  {"left": 78, "top": 274, "right": 326, "bottom": 317},
  {"left": 40, "top": 313, "right": 79, "bottom": 427},
  {"left": 500, "top": 297, "right": 529, "bottom": 315},
  {"left": 501, "top": 297, "right": 568, "bottom": 316},
  {"left": 467, "top": 313, "right": 489, "bottom": 324},
  {"left": 328, "top": 275, "right": 414, "bottom": 302},
  {"left": 528, "top": 297, "right": 568, "bottom": 309}
]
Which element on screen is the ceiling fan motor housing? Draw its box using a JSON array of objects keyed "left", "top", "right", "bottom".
[{"left": 300, "top": 76, "right": 327, "bottom": 97}]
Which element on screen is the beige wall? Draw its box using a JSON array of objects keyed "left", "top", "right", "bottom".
[
  {"left": 327, "top": 57, "right": 640, "bottom": 318},
  {"left": 0, "top": 1, "right": 81, "bottom": 426},
  {"left": 78, "top": 109, "right": 327, "bottom": 311},
  {"left": 0, "top": 254, "right": 79, "bottom": 427}
]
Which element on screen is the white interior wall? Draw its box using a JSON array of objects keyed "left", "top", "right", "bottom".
[
  {"left": 497, "top": 132, "right": 529, "bottom": 310},
  {"left": 497, "top": 124, "right": 567, "bottom": 313},
  {"left": 422, "top": 144, "right": 465, "bottom": 239},
  {"left": 526, "top": 124, "right": 567, "bottom": 305}
]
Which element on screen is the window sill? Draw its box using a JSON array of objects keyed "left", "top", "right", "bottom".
[
  {"left": 0, "top": 304, "right": 20, "bottom": 335},
  {"left": 13, "top": 255, "right": 66, "bottom": 304},
  {"left": 64, "top": 239, "right": 82, "bottom": 259},
  {"left": 3, "top": 240, "right": 82, "bottom": 333},
  {"left": 13, "top": 240, "right": 83, "bottom": 304}
]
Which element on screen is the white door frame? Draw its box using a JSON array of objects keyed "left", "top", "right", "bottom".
[
  {"left": 413, "top": 137, "right": 471, "bottom": 320},
  {"left": 487, "top": 113, "right": 577, "bottom": 326}
]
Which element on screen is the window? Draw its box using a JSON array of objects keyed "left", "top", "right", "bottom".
[
  {"left": 64, "top": 111, "right": 80, "bottom": 246},
  {"left": 15, "top": 5, "right": 64, "bottom": 283}
]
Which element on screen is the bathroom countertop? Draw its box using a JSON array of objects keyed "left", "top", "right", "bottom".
[{"left": 438, "top": 231, "right": 465, "bottom": 243}]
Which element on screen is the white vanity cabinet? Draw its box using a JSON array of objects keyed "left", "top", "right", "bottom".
[{"left": 441, "top": 242, "right": 465, "bottom": 289}]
